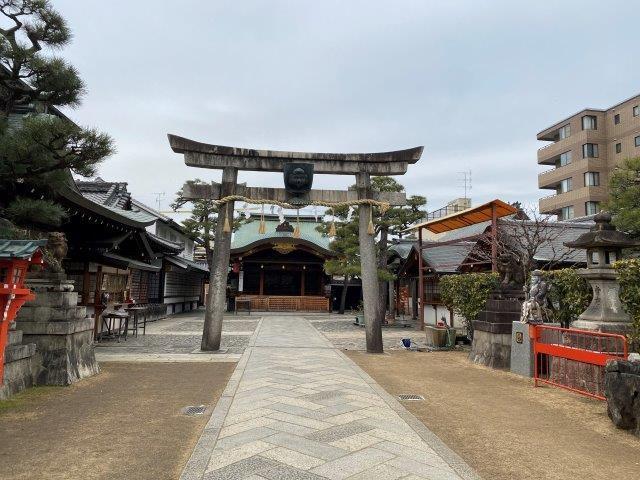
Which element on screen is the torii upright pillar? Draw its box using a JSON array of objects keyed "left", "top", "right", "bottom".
[{"left": 168, "top": 134, "right": 423, "bottom": 353}]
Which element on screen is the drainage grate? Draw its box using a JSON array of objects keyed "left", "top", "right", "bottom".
[
  {"left": 398, "top": 394, "right": 425, "bottom": 401},
  {"left": 182, "top": 405, "right": 207, "bottom": 416}
]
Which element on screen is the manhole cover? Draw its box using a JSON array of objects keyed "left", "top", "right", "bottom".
[
  {"left": 182, "top": 405, "right": 207, "bottom": 416},
  {"left": 398, "top": 394, "right": 424, "bottom": 401}
]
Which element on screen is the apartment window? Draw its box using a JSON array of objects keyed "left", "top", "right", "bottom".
[
  {"left": 582, "top": 143, "right": 599, "bottom": 158},
  {"left": 560, "top": 206, "right": 574, "bottom": 220},
  {"left": 616, "top": 142, "right": 622, "bottom": 154},
  {"left": 558, "top": 124, "right": 571, "bottom": 140},
  {"left": 585, "top": 201, "right": 601, "bottom": 216},
  {"left": 634, "top": 105, "right": 639, "bottom": 117},
  {"left": 614, "top": 114, "right": 620, "bottom": 125},
  {"left": 584, "top": 172, "right": 600, "bottom": 186},
  {"left": 558, "top": 151, "right": 572, "bottom": 167},
  {"left": 636, "top": 136, "right": 640, "bottom": 147},
  {"left": 559, "top": 178, "right": 573, "bottom": 193},
  {"left": 582, "top": 115, "right": 597, "bottom": 130}
]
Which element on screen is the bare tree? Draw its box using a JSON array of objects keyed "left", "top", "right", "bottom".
[{"left": 463, "top": 207, "right": 582, "bottom": 282}]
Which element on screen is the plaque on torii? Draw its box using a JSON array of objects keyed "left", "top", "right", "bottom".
[{"left": 168, "top": 134, "right": 423, "bottom": 353}]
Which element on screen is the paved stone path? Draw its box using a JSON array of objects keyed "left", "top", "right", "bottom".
[{"left": 182, "top": 316, "right": 477, "bottom": 480}]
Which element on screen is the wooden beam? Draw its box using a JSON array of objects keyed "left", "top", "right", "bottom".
[{"left": 182, "top": 182, "right": 407, "bottom": 206}]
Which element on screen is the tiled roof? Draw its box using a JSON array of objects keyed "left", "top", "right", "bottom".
[
  {"left": 76, "top": 177, "right": 131, "bottom": 209},
  {"left": 421, "top": 242, "right": 476, "bottom": 273},
  {"left": 231, "top": 214, "right": 331, "bottom": 251},
  {"left": 0, "top": 239, "right": 47, "bottom": 260},
  {"left": 75, "top": 178, "right": 157, "bottom": 224},
  {"left": 165, "top": 255, "right": 209, "bottom": 273},
  {"left": 499, "top": 219, "right": 591, "bottom": 263}
]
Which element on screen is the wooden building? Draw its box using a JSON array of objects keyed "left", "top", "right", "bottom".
[{"left": 231, "top": 214, "right": 334, "bottom": 311}]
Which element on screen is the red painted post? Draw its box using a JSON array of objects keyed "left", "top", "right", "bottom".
[{"left": 418, "top": 227, "right": 424, "bottom": 329}]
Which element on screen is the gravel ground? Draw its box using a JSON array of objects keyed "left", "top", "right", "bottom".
[
  {"left": 0, "top": 362, "right": 236, "bottom": 480},
  {"left": 348, "top": 350, "right": 640, "bottom": 480}
]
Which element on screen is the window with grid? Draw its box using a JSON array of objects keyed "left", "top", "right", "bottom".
[
  {"left": 634, "top": 105, "right": 639, "bottom": 117},
  {"left": 614, "top": 114, "right": 620, "bottom": 125},
  {"left": 616, "top": 143, "right": 622, "bottom": 154},
  {"left": 584, "top": 172, "right": 600, "bottom": 187},
  {"left": 585, "top": 201, "right": 601, "bottom": 216},
  {"left": 558, "top": 124, "right": 571, "bottom": 139},
  {"left": 582, "top": 143, "right": 599, "bottom": 158},
  {"left": 559, "top": 178, "right": 573, "bottom": 193},
  {"left": 557, "top": 151, "right": 572, "bottom": 167},
  {"left": 560, "top": 206, "right": 574, "bottom": 220},
  {"left": 582, "top": 115, "right": 597, "bottom": 130}
]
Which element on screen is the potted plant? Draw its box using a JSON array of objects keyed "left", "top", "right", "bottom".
[{"left": 354, "top": 300, "right": 365, "bottom": 326}]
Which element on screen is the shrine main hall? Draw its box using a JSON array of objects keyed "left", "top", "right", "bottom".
[{"left": 228, "top": 214, "right": 335, "bottom": 312}]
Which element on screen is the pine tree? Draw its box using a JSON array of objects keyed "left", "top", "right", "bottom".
[
  {"left": 0, "top": 0, "right": 113, "bottom": 234},
  {"left": 607, "top": 156, "right": 640, "bottom": 238}
]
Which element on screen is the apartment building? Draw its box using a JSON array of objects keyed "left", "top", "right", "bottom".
[{"left": 537, "top": 93, "right": 640, "bottom": 219}]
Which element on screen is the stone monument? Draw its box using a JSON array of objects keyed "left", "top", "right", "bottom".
[
  {"left": 470, "top": 253, "right": 525, "bottom": 369},
  {"left": 16, "top": 233, "right": 99, "bottom": 385},
  {"left": 511, "top": 270, "right": 556, "bottom": 377},
  {"left": 564, "top": 212, "right": 640, "bottom": 334}
]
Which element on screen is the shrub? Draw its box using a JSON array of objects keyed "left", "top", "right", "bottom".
[
  {"left": 543, "top": 269, "right": 592, "bottom": 328},
  {"left": 614, "top": 258, "right": 640, "bottom": 353},
  {"left": 440, "top": 272, "right": 499, "bottom": 339}
]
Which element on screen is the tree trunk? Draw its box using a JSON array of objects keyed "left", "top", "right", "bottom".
[
  {"left": 339, "top": 275, "right": 350, "bottom": 314},
  {"left": 388, "top": 280, "right": 396, "bottom": 317},
  {"left": 377, "top": 227, "right": 389, "bottom": 320},
  {"left": 357, "top": 173, "right": 383, "bottom": 353},
  {"left": 201, "top": 167, "right": 237, "bottom": 351}
]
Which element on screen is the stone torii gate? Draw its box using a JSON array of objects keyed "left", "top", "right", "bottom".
[{"left": 168, "top": 134, "right": 423, "bottom": 353}]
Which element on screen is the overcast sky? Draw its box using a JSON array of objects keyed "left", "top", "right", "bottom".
[{"left": 54, "top": 0, "right": 640, "bottom": 216}]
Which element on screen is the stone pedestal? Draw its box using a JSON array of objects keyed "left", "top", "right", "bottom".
[
  {"left": 470, "top": 289, "right": 523, "bottom": 369},
  {"left": 510, "top": 322, "right": 560, "bottom": 377},
  {"left": 0, "top": 323, "right": 42, "bottom": 399},
  {"left": 15, "top": 273, "right": 99, "bottom": 386}
]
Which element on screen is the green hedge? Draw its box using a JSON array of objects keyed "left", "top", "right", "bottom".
[
  {"left": 614, "top": 258, "right": 640, "bottom": 353},
  {"left": 440, "top": 272, "right": 499, "bottom": 338},
  {"left": 543, "top": 269, "right": 592, "bottom": 328}
]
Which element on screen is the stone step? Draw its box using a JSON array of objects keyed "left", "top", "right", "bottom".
[
  {"left": 17, "top": 305, "right": 87, "bottom": 322},
  {"left": 4, "top": 343, "right": 36, "bottom": 363},
  {"left": 8, "top": 329, "right": 23, "bottom": 346}
]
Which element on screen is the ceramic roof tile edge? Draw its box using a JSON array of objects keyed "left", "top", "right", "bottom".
[{"left": 0, "top": 239, "right": 47, "bottom": 259}]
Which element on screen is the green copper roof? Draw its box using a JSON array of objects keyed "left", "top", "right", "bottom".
[
  {"left": 0, "top": 240, "right": 47, "bottom": 259},
  {"left": 231, "top": 215, "right": 331, "bottom": 252}
]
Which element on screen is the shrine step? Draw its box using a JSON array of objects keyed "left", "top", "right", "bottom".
[{"left": 8, "top": 329, "right": 23, "bottom": 345}]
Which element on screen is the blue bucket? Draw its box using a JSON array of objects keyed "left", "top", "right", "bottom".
[{"left": 401, "top": 338, "right": 411, "bottom": 348}]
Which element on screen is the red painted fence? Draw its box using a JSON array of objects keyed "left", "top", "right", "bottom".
[{"left": 532, "top": 325, "right": 628, "bottom": 400}]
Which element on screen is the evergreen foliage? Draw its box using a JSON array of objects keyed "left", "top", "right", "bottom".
[
  {"left": 0, "top": 0, "right": 113, "bottom": 231},
  {"left": 614, "top": 258, "right": 640, "bottom": 353},
  {"left": 607, "top": 156, "right": 640, "bottom": 238},
  {"left": 542, "top": 268, "right": 592, "bottom": 328},
  {"left": 439, "top": 272, "right": 499, "bottom": 338}
]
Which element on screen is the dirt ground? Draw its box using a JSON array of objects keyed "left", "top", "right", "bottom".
[
  {"left": 347, "top": 350, "right": 640, "bottom": 480},
  {"left": 0, "top": 362, "right": 235, "bottom": 480}
]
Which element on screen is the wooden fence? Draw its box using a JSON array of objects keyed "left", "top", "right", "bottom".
[{"left": 236, "top": 295, "right": 329, "bottom": 312}]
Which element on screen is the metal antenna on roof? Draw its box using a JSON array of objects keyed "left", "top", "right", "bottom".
[
  {"left": 457, "top": 170, "right": 472, "bottom": 199},
  {"left": 152, "top": 192, "right": 165, "bottom": 211}
]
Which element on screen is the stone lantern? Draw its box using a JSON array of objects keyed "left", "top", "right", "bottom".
[{"left": 564, "top": 212, "right": 640, "bottom": 334}]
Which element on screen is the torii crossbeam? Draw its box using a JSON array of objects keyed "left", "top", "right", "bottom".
[{"left": 169, "top": 134, "right": 423, "bottom": 353}]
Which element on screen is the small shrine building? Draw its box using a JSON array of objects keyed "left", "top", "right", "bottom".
[{"left": 230, "top": 214, "right": 334, "bottom": 312}]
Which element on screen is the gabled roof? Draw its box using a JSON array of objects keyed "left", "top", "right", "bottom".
[
  {"left": 422, "top": 242, "right": 477, "bottom": 273},
  {"left": 0, "top": 239, "right": 47, "bottom": 260},
  {"left": 76, "top": 177, "right": 131, "bottom": 209},
  {"left": 407, "top": 199, "right": 517, "bottom": 234},
  {"left": 231, "top": 214, "right": 332, "bottom": 255},
  {"left": 146, "top": 232, "right": 184, "bottom": 254},
  {"left": 165, "top": 255, "right": 209, "bottom": 273}
]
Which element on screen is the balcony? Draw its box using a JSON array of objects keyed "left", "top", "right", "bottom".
[
  {"left": 539, "top": 186, "right": 608, "bottom": 214},
  {"left": 538, "top": 158, "right": 604, "bottom": 189},
  {"left": 537, "top": 129, "right": 606, "bottom": 164}
]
